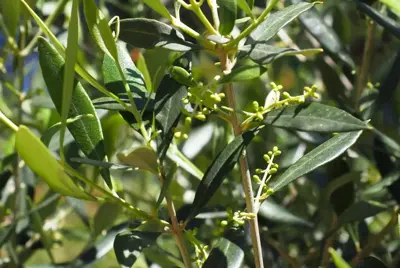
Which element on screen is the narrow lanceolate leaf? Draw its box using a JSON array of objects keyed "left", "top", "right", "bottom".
[
  {"left": 83, "top": 0, "right": 118, "bottom": 59},
  {"left": 15, "top": 126, "right": 92, "bottom": 200},
  {"left": 117, "top": 18, "right": 195, "bottom": 51},
  {"left": 103, "top": 43, "right": 147, "bottom": 94},
  {"left": 203, "top": 238, "right": 244, "bottom": 268},
  {"left": 186, "top": 130, "right": 257, "bottom": 222},
  {"left": 263, "top": 103, "right": 369, "bottom": 133},
  {"left": 117, "top": 146, "right": 159, "bottom": 174},
  {"left": 289, "top": 0, "right": 355, "bottom": 67},
  {"left": 0, "top": 0, "right": 20, "bottom": 37},
  {"left": 329, "top": 248, "right": 351, "bottom": 268},
  {"left": 258, "top": 199, "right": 313, "bottom": 227},
  {"left": 114, "top": 231, "right": 160, "bottom": 267},
  {"left": 142, "top": 0, "right": 171, "bottom": 19},
  {"left": 237, "top": 0, "right": 253, "bottom": 18},
  {"left": 357, "top": 256, "right": 388, "bottom": 268},
  {"left": 338, "top": 200, "right": 388, "bottom": 225},
  {"left": 354, "top": 0, "right": 400, "bottom": 39},
  {"left": 102, "top": 43, "right": 151, "bottom": 126},
  {"left": 38, "top": 38, "right": 111, "bottom": 188},
  {"left": 270, "top": 131, "right": 363, "bottom": 192},
  {"left": 218, "top": 64, "right": 267, "bottom": 83},
  {"left": 248, "top": 2, "right": 316, "bottom": 44},
  {"left": 60, "top": 0, "right": 79, "bottom": 162},
  {"left": 240, "top": 44, "right": 322, "bottom": 65},
  {"left": 379, "top": 0, "right": 400, "bottom": 17},
  {"left": 218, "top": 0, "right": 237, "bottom": 35}
]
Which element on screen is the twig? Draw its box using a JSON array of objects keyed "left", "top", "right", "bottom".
[
  {"left": 219, "top": 51, "right": 264, "bottom": 268},
  {"left": 355, "top": 20, "right": 375, "bottom": 108},
  {"left": 159, "top": 168, "right": 192, "bottom": 268}
]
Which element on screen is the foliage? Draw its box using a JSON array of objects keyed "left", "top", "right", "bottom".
[{"left": 0, "top": 0, "right": 399, "bottom": 267}]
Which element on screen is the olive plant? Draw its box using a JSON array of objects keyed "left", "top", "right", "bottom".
[{"left": 2, "top": 0, "right": 385, "bottom": 267}]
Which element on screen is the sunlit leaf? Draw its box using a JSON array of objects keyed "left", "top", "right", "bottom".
[
  {"left": 270, "top": 131, "right": 363, "bottom": 192},
  {"left": 186, "top": 130, "right": 257, "bottom": 222},
  {"left": 203, "top": 237, "right": 244, "bottom": 268},
  {"left": 38, "top": 38, "right": 111, "bottom": 188},
  {"left": 114, "top": 230, "right": 160, "bottom": 267},
  {"left": 117, "top": 18, "right": 195, "bottom": 51},
  {"left": 218, "top": 64, "right": 267, "bottom": 83},
  {"left": 263, "top": 103, "right": 369, "bottom": 132},
  {"left": 218, "top": 0, "right": 237, "bottom": 35}
]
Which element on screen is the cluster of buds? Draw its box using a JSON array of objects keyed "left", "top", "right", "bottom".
[
  {"left": 170, "top": 65, "right": 226, "bottom": 139},
  {"left": 242, "top": 82, "right": 320, "bottom": 129},
  {"left": 220, "top": 209, "right": 256, "bottom": 229},
  {"left": 186, "top": 229, "right": 209, "bottom": 268},
  {"left": 253, "top": 146, "right": 282, "bottom": 202}
]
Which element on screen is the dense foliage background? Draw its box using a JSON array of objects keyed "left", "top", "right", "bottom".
[{"left": 0, "top": 0, "right": 400, "bottom": 267}]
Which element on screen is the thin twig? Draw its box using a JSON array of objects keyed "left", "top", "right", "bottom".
[
  {"left": 159, "top": 169, "right": 192, "bottom": 268},
  {"left": 219, "top": 51, "right": 264, "bottom": 268},
  {"left": 355, "top": 20, "right": 375, "bottom": 108}
]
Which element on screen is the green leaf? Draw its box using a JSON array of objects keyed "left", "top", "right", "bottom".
[
  {"left": 83, "top": 0, "right": 118, "bottom": 59},
  {"left": 329, "top": 247, "right": 351, "bottom": 268},
  {"left": 93, "top": 203, "right": 122, "bottom": 237},
  {"left": 289, "top": 0, "right": 355, "bottom": 68},
  {"left": 155, "top": 77, "right": 187, "bottom": 161},
  {"left": 118, "top": 146, "right": 159, "bottom": 174},
  {"left": 357, "top": 256, "right": 388, "bottom": 268},
  {"left": 186, "top": 130, "right": 257, "bottom": 222},
  {"left": 338, "top": 200, "right": 388, "bottom": 225},
  {"left": 117, "top": 18, "right": 195, "bottom": 51},
  {"left": 60, "top": 0, "right": 80, "bottom": 162},
  {"left": 136, "top": 52, "right": 153, "bottom": 93},
  {"left": 38, "top": 38, "right": 111, "bottom": 188},
  {"left": 258, "top": 199, "right": 313, "bottom": 227},
  {"left": 156, "top": 164, "right": 177, "bottom": 208},
  {"left": 270, "top": 131, "right": 363, "bottom": 192},
  {"left": 354, "top": 0, "right": 400, "bottom": 39},
  {"left": 249, "top": 2, "right": 315, "bottom": 44},
  {"left": 15, "top": 126, "right": 92, "bottom": 199},
  {"left": 203, "top": 237, "right": 244, "bottom": 268},
  {"left": 237, "top": 0, "right": 253, "bottom": 18},
  {"left": 0, "top": 224, "right": 15, "bottom": 248},
  {"left": 247, "top": 0, "right": 254, "bottom": 9},
  {"left": 218, "top": 64, "right": 267, "bottom": 83},
  {"left": 113, "top": 230, "right": 160, "bottom": 267},
  {"left": 379, "top": 0, "right": 400, "bottom": 17},
  {"left": 141, "top": 0, "right": 171, "bottom": 19},
  {"left": 218, "top": 0, "right": 237, "bottom": 35},
  {"left": 240, "top": 44, "right": 322, "bottom": 65},
  {"left": 0, "top": 0, "right": 20, "bottom": 37},
  {"left": 263, "top": 103, "right": 369, "bottom": 133},
  {"left": 92, "top": 93, "right": 155, "bottom": 112},
  {"left": 103, "top": 43, "right": 147, "bottom": 95}
]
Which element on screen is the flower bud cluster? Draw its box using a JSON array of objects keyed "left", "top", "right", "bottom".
[
  {"left": 253, "top": 146, "right": 282, "bottom": 202},
  {"left": 242, "top": 82, "right": 320, "bottom": 130},
  {"left": 220, "top": 209, "right": 256, "bottom": 230},
  {"left": 172, "top": 67, "right": 226, "bottom": 140}
]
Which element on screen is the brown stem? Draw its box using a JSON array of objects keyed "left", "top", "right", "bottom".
[
  {"left": 160, "top": 170, "right": 192, "bottom": 268},
  {"left": 355, "top": 20, "right": 375, "bottom": 108},
  {"left": 351, "top": 208, "right": 399, "bottom": 266},
  {"left": 219, "top": 51, "right": 264, "bottom": 268}
]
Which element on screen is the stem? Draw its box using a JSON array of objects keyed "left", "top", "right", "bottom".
[
  {"left": 20, "top": 0, "right": 69, "bottom": 57},
  {"left": 159, "top": 169, "right": 192, "bottom": 268},
  {"left": 0, "top": 110, "right": 18, "bottom": 132},
  {"left": 207, "top": 0, "right": 220, "bottom": 30},
  {"left": 355, "top": 20, "right": 375, "bottom": 108},
  {"left": 254, "top": 155, "right": 275, "bottom": 211},
  {"left": 225, "top": 0, "right": 279, "bottom": 50},
  {"left": 190, "top": 0, "right": 218, "bottom": 35},
  {"left": 219, "top": 52, "right": 264, "bottom": 268}
]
